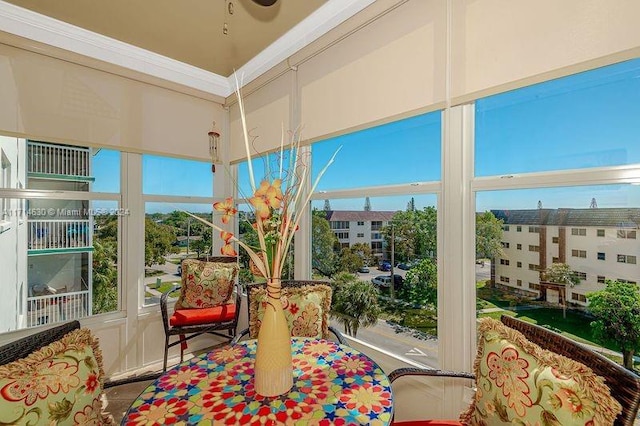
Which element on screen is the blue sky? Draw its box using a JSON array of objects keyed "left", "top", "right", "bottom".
[{"left": 94, "top": 57, "right": 640, "bottom": 214}]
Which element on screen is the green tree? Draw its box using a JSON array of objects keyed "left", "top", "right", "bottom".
[
  {"left": 383, "top": 207, "right": 437, "bottom": 263},
  {"left": 92, "top": 239, "right": 118, "bottom": 314},
  {"left": 330, "top": 272, "right": 380, "bottom": 337},
  {"left": 190, "top": 228, "right": 212, "bottom": 257},
  {"left": 398, "top": 258, "right": 437, "bottom": 307},
  {"left": 475, "top": 211, "right": 504, "bottom": 261},
  {"left": 349, "top": 243, "right": 377, "bottom": 269},
  {"left": 312, "top": 211, "right": 338, "bottom": 277},
  {"left": 337, "top": 247, "right": 363, "bottom": 273},
  {"left": 588, "top": 281, "right": 640, "bottom": 370},
  {"left": 542, "top": 262, "right": 580, "bottom": 287},
  {"left": 145, "top": 218, "right": 179, "bottom": 267}
]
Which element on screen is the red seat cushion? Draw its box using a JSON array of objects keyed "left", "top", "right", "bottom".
[
  {"left": 393, "top": 421, "right": 462, "bottom": 426},
  {"left": 170, "top": 303, "right": 237, "bottom": 326}
]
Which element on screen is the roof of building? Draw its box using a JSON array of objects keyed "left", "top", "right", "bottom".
[
  {"left": 323, "top": 210, "right": 396, "bottom": 222},
  {"left": 491, "top": 208, "right": 640, "bottom": 228}
]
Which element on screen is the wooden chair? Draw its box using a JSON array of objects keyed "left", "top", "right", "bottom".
[
  {"left": 389, "top": 315, "right": 640, "bottom": 426},
  {"left": 231, "top": 280, "right": 346, "bottom": 345},
  {"left": 160, "top": 256, "right": 240, "bottom": 371}
]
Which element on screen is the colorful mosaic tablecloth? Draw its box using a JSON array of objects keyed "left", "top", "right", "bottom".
[{"left": 123, "top": 338, "right": 393, "bottom": 425}]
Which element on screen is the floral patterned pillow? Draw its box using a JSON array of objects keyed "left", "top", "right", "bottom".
[
  {"left": 249, "top": 284, "right": 332, "bottom": 339},
  {"left": 176, "top": 259, "right": 239, "bottom": 309},
  {"left": 460, "top": 318, "right": 622, "bottom": 426},
  {"left": 0, "top": 328, "right": 112, "bottom": 425}
]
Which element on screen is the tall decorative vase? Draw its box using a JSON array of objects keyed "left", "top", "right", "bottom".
[{"left": 254, "top": 278, "right": 293, "bottom": 396}]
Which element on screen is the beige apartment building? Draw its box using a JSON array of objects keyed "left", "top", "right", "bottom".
[{"left": 491, "top": 208, "right": 640, "bottom": 306}]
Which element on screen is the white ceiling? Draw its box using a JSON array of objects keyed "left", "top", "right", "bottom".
[{"left": 0, "top": 0, "right": 375, "bottom": 97}]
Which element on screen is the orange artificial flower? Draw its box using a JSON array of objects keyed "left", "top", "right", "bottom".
[
  {"left": 220, "top": 231, "right": 234, "bottom": 243},
  {"left": 213, "top": 197, "right": 237, "bottom": 224},
  {"left": 249, "top": 179, "right": 283, "bottom": 219},
  {"left": 221, "top": 242, "right": 237, "bottom": 256}
]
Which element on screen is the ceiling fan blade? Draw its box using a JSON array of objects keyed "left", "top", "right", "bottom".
[{"left": 251, "top": 0, "right": 278, "bottom": 6}]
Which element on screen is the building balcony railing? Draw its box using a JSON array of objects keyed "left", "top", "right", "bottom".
[
  {"left": 26, "top": 290, "right": 90, "bottom": 327},
  {"left": 27, "top": 142, "right": 91, "bottom": 179},
  {"left": 28, "top": 219, "right": 92, "bottom": 251}
]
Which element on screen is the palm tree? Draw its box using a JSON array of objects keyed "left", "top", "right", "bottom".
[{"left": 330, "top": 273, "right": 380, "bottom": 337}]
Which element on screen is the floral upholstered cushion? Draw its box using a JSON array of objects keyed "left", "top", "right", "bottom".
[
  {"left": 249, "top": 284, "right": 332, "bottom": 339},
  {"left": 460, "top": 318, "right": 621, "bottom": 426},
  {"left": 176, "top": 259, "right": 239, "bottom": 309},
  {"left": 0, "top": 328, "right": 112, "bottom": 425}
]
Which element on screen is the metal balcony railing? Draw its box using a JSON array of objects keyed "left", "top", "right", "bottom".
[
  {"left": 26, "top": 290, "right": 90, "bottom": 327},
  {"left": 29, "top": 219, "right": 91, "bottom": 250},
  {"left": 27, "top": 142, "right": 90, "bottom": 177}
]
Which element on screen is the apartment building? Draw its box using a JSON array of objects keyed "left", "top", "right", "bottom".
[
  {"left": 0, "top": 137, "right": 94, "bottom": 330},
  {"left": 323, "top": 210, "right": 395, "bottom": 259},
  {"left": 492, "top": 208, "right": 640, "bottom": 306}
]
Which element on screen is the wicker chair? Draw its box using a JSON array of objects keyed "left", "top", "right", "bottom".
[
  {"left": 160, "top": 256, "right": 240, "bottom": 371},
  {"left": 231, "top": 280, "right": 346, "bottom": 345},
  {"left": 0, "top": 320, "right": 81, "bottom": 366},
  {"left": 389, "top": 315, "right": 640, "bottom": 426}
]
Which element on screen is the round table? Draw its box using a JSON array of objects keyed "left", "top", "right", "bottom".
[{"left": 122, "top": 338, "right": 393, "bottom": 425}]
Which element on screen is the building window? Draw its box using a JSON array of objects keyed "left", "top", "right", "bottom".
[
  {"left": 330, "top": 221, "right": 350, "bottom": 230},
  {"left": 597, "top": 275, "right": 606, "bottom": 283},
  {"left": 517, "top": 243, "right": 522, "bottom": 250},
  {"left": 529, "top": 226, "right": 540, "bottom": 233},
  {"left": 617, "top": 229, "right": 637, "bottom": 239},
  {"left": 371, "top": 241, "right": 383, "bottom": 253},
  {"left": 571, "top": 293, "right": 587, "bottom": 302},
  {"left": 502, "top": 225, "right": 510, "bottom": 231},
  {"left": 575, "top": 271, "right": 587, "bottom": 281},
  {"left": 571, "top": 249, "right": 587, "bottom": 258},
  {"left": 617, "top": 254, "right": 637, "bottom": 264},
  {"left": 552, "top": 256, "right": 560, "bottom": 263},
  {"left": 357, "top": 221, "right": 364, "bottom": 226},
  {"left": 618, "top": 279, "right": 637, "bottom": 284},
  {"left": 529, "top": 245, "right": 540, "bottom": 252},
  {"left": 552, "top": 236, "right": 559, "bottom": 243},
  {"left": 371, "top": 221, "right": 382, "bottom": 231},
  {"left": 516, "top": 226, "right": 522, "bottom": 232},
  {"left": 501, "top": 241, "right": 510, "bottom": 248},
  {"left": 597, "top": 252, "right": 605, "bottom": 260},
  {"left": 517, "top": 261, "right": 522, "bottom": 268},
  {"left": 356, "top": 233, "right": 364, "bottom": 238},
  {"left": 571, "top": 228, "right": 587, "bottom": 236},
  {"left": 335, "top": 232, "right": 349, "bottom": 239},
  {"left": 529, "top": 283, "right": 540, "bottom": 290},
  {"left": 500, "top": 259, "right": 510, "bottom": 265},
  {"left": 597, "top": 229, "right": 605, "bottom": 237},
  {"left": 517, "top": 279, "right": 522, "bottom": 287},
  {"left": 371, "top": 232, "right": 381, "bottom": 240},
  {"left": 500, "top": 276, "right": 510, "bottom": 283},
  {"left": 528, "top": 264, "right": 539, "bottom": 271}
]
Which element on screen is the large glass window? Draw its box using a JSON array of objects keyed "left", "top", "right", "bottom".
[
  {"left": 474, "top": 58, "right": 640, "bottom": 369},
  {"left": 475, "top": 58, "right": 640, "bottom": 176},
  {"left": 142, "top": 154, "right": 214, "bottom": 306},
  {"left": 308, "top": 110, "right": 442, "bottom": 368},
  {"left": 0, "top": 137, "right": 121, "bottom": 332}
]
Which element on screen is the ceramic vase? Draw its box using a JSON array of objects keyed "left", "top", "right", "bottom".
[{"left": 254, "top": 278, "right": 293, "bottom": 396}]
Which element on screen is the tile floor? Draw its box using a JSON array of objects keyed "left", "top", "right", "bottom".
[{"left": 104, "top": 379, "right": 154, "bottom": 423}]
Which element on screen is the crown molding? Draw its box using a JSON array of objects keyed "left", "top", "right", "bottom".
[{"left": 0, "top": 0, "right": 374, "bottom": 97}]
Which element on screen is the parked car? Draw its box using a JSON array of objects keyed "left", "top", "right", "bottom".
[
  {"left": 371, "top": 275, "right": 392, "bottom": 287},
  {"left": 371, "top": 274, "right": 404, "bottom": 289},
  {"left": 378, "top": 261, "right": 391, "bottom": 271},
  {"left": 396, "top": 263, "right": 410, "bottom": 270},
  {"left": 357, "top": 265, "right": 370, "bottom": 273}
]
